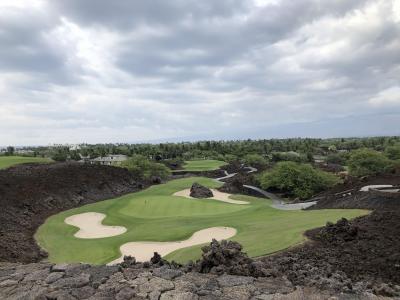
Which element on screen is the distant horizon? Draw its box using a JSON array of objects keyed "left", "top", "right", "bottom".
[
  {"left": 2, "top": 133, "right": 400, "bottom": 148},
  {"left": 0, "top": 0, "right": 399, "bottom": 145}
]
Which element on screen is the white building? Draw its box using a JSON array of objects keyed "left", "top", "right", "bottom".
[{"left": 69, "top": 145, "right": 81, "bottom": 151}]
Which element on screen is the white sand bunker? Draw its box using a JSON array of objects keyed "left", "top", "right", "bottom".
[
  {"left": 109, "top": 227, "right": 236, "bottom": 264},
  {"left": 65, "top": 212, "right": 127, "bottom": 239},
  {"left": 173, "top": 189, "right": 249, "bottom": 205}
]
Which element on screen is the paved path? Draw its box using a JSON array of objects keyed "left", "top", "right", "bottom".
[
  {"left": 214, "top": 171, "right": 237, "bottom": 181},
  {"left": 215, "top": 166, "right": 317, "bottom": 210}
]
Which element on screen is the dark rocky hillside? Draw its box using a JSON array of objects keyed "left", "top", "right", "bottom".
[
  {"left": 309, "top": 174, "right": 400, "bottom": 210},
  {"left": 0, "top": 162, "right": 141, "bottom": 263}
]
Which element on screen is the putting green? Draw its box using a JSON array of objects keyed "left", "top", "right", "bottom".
[
  {"left": 0, "top": 156, "right": 52, "bottom": 169},
  {"left": 35, "top": 177, "right": 368, "bottom": 265},
  {"left": 182, "top": 160, "right": 227, "bottom": 171}
]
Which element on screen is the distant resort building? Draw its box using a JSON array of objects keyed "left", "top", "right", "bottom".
[
  {"left": 69, "top": 144, "right": 81, "bottom": 151},
  {"left": 87, "top": 154, "right": 128, "bottom": 166}
]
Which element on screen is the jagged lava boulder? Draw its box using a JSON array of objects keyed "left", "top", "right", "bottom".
[
  {"left": 190, "top": 182, "right": 213, "bottom": 198},
  {"left": 194, "top": 239, "right": 265, "bottom": 277}
]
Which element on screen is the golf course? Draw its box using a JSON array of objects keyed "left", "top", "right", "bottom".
[
  {"left": 181, "top": 159, "right": 227, "bottom": 171},
  {"left": 0, "top": 156, "right": 52, "bottom": 169},
  {"left": 36, "top": 176, "right": 368, "bottom": 265}
]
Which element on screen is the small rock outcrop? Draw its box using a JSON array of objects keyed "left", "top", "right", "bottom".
[
  {"left": 190, "top": 183, "right": 213, "bottom": 198},
  {"left": 194, "top": 239, "right": 265, "bottom": 277}
]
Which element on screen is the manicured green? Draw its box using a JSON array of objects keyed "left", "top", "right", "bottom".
[
  {"left": 182, "top": 160, "right": 227, "bottom": 171},
  {"left": 36, "top": 177, "right": 368, "bottom": 265},
  {"left": 0, "top": 156, "right": 52, "bottom": 169}
]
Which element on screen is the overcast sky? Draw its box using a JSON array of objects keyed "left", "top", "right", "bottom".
[{"left": 0, "top": 0, "right": 399, "bottom": 146}]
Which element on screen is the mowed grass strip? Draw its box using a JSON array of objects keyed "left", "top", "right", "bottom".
[
  {"left": 0, "top": 156, "right": 52, "bottom": 169},
  {"left": 35, "top": 177, "right": 368, "bottom": 265},
  {"left": 182, "top": 160, "right": 227, "bottom": 171}
]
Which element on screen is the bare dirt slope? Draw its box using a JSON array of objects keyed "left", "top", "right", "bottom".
[{"left": 0, "top": 162, "right": 141, "bottom": 263}]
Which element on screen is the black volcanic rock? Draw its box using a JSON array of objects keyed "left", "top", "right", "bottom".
[
  {"left": 195, "top": 239, "right": 265, "bottom": 277},
  {"left": 0, "top": 162, "right": 141, "bottom": 263},
  {"left": 190, "top": 182, "right": 213, "bottom": 198}
]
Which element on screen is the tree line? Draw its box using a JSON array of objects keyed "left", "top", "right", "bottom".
[{"left": 5, "top": 136, "right": 399, "bottom": 163}]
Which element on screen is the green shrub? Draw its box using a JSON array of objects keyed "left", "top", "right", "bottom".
[
  {"left": 271, "top": 152, "right": 307, "bottom": 163},
  {"left": 385, "top": 145, "right": 400, "bottom": 160},
  {"left": 348, "top": 148, "right": 391, "bottom": 177},
  {"left": 242, "top": 154, "right": 268, "bottom": 168},
  {"left": 224, "top": 154, "right": 238, "bottom": 164},
  {"left": 326, "top": 153, "right": 345, "bottom": 165},
  {"left": 259, "top": 161, "right": 339, "bottom": 199},
  {"left": 121, "top": 155, "right": 171, "bottom": 181},
  {"left": 51, "top": 151, "right": 68, "bottom": 162}
]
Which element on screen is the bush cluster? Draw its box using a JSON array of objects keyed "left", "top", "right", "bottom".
[
  {"left": 121, "top": 155, "right": 171, "bottom": 181},
  {"left": 259, "top": 161, "right": 339, "bottom": 199}
]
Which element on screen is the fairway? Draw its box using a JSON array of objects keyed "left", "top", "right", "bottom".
[
  {"left": 0, "top": 156, "right": 52, "bottom": 169},
  {"left": 182, "top": 159, "right": 227, "bottom": 171},
  {"left": 36, "top": 177, "right": 368, "bottom": 265}
]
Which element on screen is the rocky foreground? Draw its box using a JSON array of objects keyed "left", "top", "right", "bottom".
[{"left": 0, "top": 238, "right": 395, "bottom": 300}]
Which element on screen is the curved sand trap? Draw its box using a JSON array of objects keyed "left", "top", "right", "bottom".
[
  {"left": 173, "top": 189, "right": 249, "bottom": 205},
  {"left": 109, "top": 227, "right": 236, "bottom": 264},
  {"left": 360, "top": 185, "right": 393, "bottom": 192},
  {"left": 65, "top": 212, "right": 127, "bottom": 239}
]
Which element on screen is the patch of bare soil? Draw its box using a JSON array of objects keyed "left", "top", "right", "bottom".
[{"left": 0, "top": 162, "right": 141, "bottom": 263}]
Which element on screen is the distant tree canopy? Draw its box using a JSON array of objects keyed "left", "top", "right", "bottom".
[
  {"left": 271, "top": 151, "right": 307, "bottom": 163},
  {"left": 69, "top": 151, "right": 81, "bottom": 161},
  {"left": 6, "top": 146, "right": 15, "bottom": 156},
  {"left": 18, "top": 136, "right": 400, "bottom": 164},
  {"left": 242, "top": 154, "right": 268, "bottom": 168},
  {"left": 385, "top": 145, "right": 400, "bottom": 160},
  {"left": 121, "top": 155, "right": 171, "bottom": 181},
  {"left": 223, "top": 154, "right": 238, "bottom": 164},
  {"left": 326, "top": 153, "right": 346, "bottom": 165},
  {"left": 348, "top": 148, "right": 392, "bottom": 177},
  {"left": 258, "top": 161, "right": 339, "bottom": 199}
]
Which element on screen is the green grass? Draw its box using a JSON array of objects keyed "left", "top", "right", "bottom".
[
  {"left": 0, "top": 156, "right": 52, "bottom": 169},
  {"left": 181, "top": 160, "right": 227, "bottom": 171},
  {"left": 36, "top": 177, "right": 368, "bottom": 265}
]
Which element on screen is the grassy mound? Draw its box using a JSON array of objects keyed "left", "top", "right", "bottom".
[
  {"left": 0, "top": 156, "right": 52, "bottom": 169},
  {"left": 36, "top": 177, "right": 368, "bottom": 265},
  {"left": 182, "top": 160, "right": 227, "bottom": 171}
]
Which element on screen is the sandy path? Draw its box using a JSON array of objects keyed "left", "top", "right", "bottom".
[
  {"left": 65, "top": 212, "right": 127, "bottom": 239},
  {"left": 173, "top": 189, "right": 249, "bottom": 205},
  {"left": 108, "top": 227, "right": 236, "bottom": 264}
]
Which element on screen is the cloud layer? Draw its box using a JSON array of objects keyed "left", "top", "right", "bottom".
[{"left": 0, "top": 0, "right": 399, "bottom": 145}]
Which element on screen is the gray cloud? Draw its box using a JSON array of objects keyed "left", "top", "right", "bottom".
[{"left": 0, "top": 0, "right": 399, "bottom": 145}]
